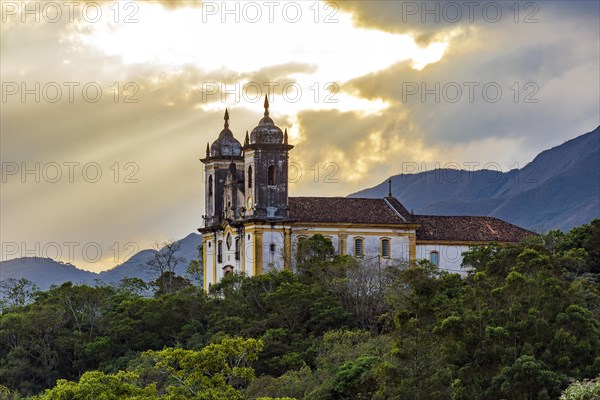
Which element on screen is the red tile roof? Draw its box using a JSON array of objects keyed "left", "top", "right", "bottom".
[
  {"left": 414, "top": 215, "right": 535, "bottom": 242},
  {"left": 288, "top": 197, "right": 408, "bottom": 224},
  {"left": 288, "top": 196, "right": 534, "bottom": 243}
]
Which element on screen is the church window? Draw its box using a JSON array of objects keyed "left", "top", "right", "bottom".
[
  {"left": 354, "top": 238, "right": 364, "bottom": 257},
  {"left": 248, "top": 166, "right": 253, "bottom": 188},
  {"left": 226, "top": 233, "right": 232, "bottom": 250},
  {"left": 235, "top": 238, "right": 240, "bottom": 260},
  {"left": 268, "top": 165, "right": 276, "bottom": 185},
  {"left": 270, "top": 243, "right": 276, "bottom": 253},
  {"left": 430, "top": 251, "right": 440, "bottom": 266},
  {"left": 381, "top": 238, "right": 391, "bottom": 258},
  {"left": 217, "top": 241, "right": 223, "bottom": 263},
  {"left": 208, "top": 175, "right": 213, "bottom": 196}
]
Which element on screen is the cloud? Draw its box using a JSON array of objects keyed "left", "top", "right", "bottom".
[
  {"left": 337, "top": 1, "right": 599, "bottom": 44},
  {"left": 342, "top": 4, "right": 599, "bottom": 149}
]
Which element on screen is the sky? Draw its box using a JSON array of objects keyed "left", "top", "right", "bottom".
[{"left": 1, "top": 0, "right": 599, "bottom": 272}]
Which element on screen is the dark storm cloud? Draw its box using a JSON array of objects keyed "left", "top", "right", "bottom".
[{"left": 337, "top": 1, "right": 599, "bottom": 44}]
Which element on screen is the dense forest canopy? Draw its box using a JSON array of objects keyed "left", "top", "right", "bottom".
[{"left": 1, "top": 220, "right": 599, "bottom": 399}]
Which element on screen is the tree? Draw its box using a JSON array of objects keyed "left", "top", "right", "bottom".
[
  {"left": 295, "top": 234, "right": 335, "bottom": 274},
  {"left": 145, "top": 241, "right": 186, "bottom": 295},
  {"left": 560, "top": 376, "right": 600, "bottom": 400},
  {"left": 491, "top": 355, "right": 565, "bottom": 399},
  {"left": 319, "top": 256, "right": 403, "bottom": 332},
  {"left": 35, "top": 337, "right": 264, "bottom": 399},
  {"left": 34, "top": 370, "right": 158, "bottom": 400},
  {"left": 0, "top": 278, "right": 39, "bottom": 311},
  {"left": 151, "top": 272, "right": 192, "bottom": 296},
  {"left": 118, "top": 277, "right": 149, "bottom": 297},
  {"left": 140, "top": 337, "right": 263, "bottom": 398},
  {"left": 560, "top": 219, "right": 600, "bottom": 273},
  {"left": 0, "top": 384, "right": 21, "bottom": 400},
  {"left": 186, "top": 243, "right": 204, "bottom": 288},
  {"left": 379, "top": 262, "right": 458, "bottom": 400}
]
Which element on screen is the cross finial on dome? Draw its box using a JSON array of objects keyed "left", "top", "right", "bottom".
[
  {"left": 224, "top": 108, "right": 230, "bottom": 128},
  {"left": 263, "top": 95, "right": 269, "bottom": 117}
]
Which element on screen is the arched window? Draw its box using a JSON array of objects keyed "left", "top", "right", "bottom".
[
  {"left": 354, "top": 238, "right": 364, "bottom": 257},
  {"left": 430, "top": 251, "right": 440, "bottom": 266},
  {"left": 223, "top": 265, "right": 234, "bottom": 275},
  {"left": 217, "top": 240, "right": 223, "bottom": 263},
  {"left": 208, "top": 175, "right": 213, "bottom": 196},
  {"left": 381, "top": 238, "right": 391, "bottom": 258},
  {"left": 248, "top": 166, "right": 253, "bottom": 188},
  {"left": 268, "top": 165, "right": 276, "bottom": 185},
  {"left": 235, "top": 238, "right": 240, "bottom": 260}
]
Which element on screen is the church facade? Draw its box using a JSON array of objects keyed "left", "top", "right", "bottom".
[{"left": 199, "top": 98, "right": 532, "bottom": 291}]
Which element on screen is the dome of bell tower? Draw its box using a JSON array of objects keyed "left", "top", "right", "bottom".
[
  {"left": 210, "top": 109, "right": 242, "bottom": 158},
  {"left": 250, "top": 96, "right": 283, "bottom": 144}
]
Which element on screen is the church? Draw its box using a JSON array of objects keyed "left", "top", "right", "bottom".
[{"left": 199, "top": 98, "right": 533, "bottom": 290}]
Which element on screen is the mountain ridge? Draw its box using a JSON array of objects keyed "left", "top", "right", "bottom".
[
  {"left": 350, "top": 126, "right": 600, "bottom": 232},
  {"left": 0, "top": 233, "right": 202, "bottom": 291}
]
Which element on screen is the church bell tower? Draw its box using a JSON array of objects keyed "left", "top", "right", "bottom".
[
  {"left": 242, "top": 96, "right": 293, "bottom": 219},
  {"left": 200, "top": 109, "right": 244, "bottom": 227}
]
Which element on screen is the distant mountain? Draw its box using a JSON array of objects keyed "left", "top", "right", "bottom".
[
  {"left": 0, "top": 258, "right": 97, "bottom": 290},
  {"left": 0, "top": 233, "right": 202, "bottom": 291},
  {"left": 350, "top": 126, "right": 600, "bottom": 232},
  {"left": 98, "top": 233, "right": 202, "bottom": 285}
]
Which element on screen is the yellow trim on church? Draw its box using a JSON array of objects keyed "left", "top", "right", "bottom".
[
  {"left": 283, "top": 228, "right": 292, "bottom": 270},
  {"left": 409, "top": 233, "right": 417, "bottom": 261},
  {"left": 254, "top": 231, "right": 262, "bottom": 275},
  {"left": 293, "top": 222, "right": 420, "bottom": 230}
]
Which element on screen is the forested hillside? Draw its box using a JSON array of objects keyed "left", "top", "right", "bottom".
[{"left": 1, "top": 221, "right": 599, "bottom": 399}]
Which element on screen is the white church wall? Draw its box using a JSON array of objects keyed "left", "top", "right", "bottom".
[
  {"left": 261, "top": 230, "right": 286, "bottom": 272},
  {"left": 206, "top": 230, "right": 246, "bottom": 284},
  {"left": 221, "top": 238, "right": 238, "bottom": 267},
  {"left": 243, "top": 232, "right": 253, "bottom": 276},
  {"left": 291, "top": 227, "right": 412, "bottom": 265},
  {"left": 416, "top": 244, "right": 472, "bottom": 275},
  {"left": 204, "top": 235, "right": 215, "bottom": 291}
]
